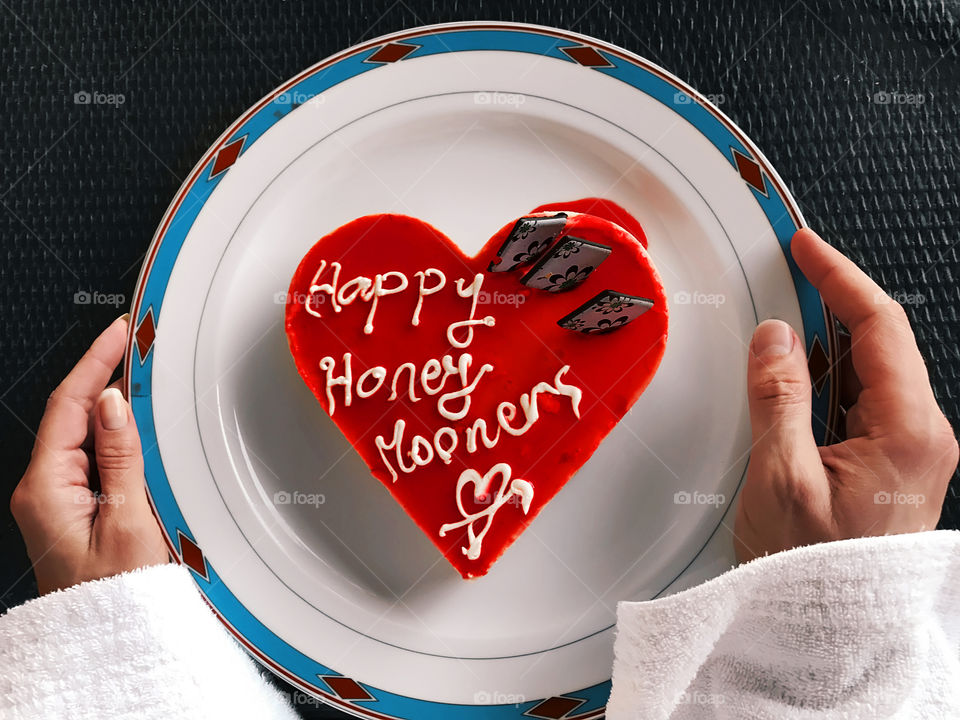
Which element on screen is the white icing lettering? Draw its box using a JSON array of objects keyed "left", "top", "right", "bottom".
[
  {"left": 434, "top": 427, "right": 458, "bottom": 464},
  {"left": 362, "top": 271, "right": 408, "bottom": 335},
  {"left": 356, "top": 366, "right": 387, "bottom": 398},
  {"left": 318, "top": 353, "right": 352, "bottom": 415},
  {"left": 412, "top": 269, "right": 445, "bottom": 326},
  {"left": 337, "top": 275, "right": 373, "bottom": 307},
  {"left": 420, "top": 358, "right": 444, "bottom": 395},
  {"left": 447, "top": 274, "right": 496, "bottom": 348},
  {"left": 410, "top": 434, "right": 434, "bottom": 467},
  {"left": 465, "top": 418, "right": 501, "bottom": 453},
  {"left": 307, "top": 260, "right": 342, "bottom": 316},
  {"left": 303, "top": 263, "right": 499, "bottom": 348},
  {"left": 389, "top": 362, "right": 419, "bottom": 402},
  {"left": 497, "top": 365, "right": 581, "bottom": 435},
  {"left": 553, "top": 365, "right": 583, "bottom": 418},
  {"left": 366, "top": 364, "right": 581, "bottom": 487},
  {"left": 438, "top": 464, "right": 534, "bottom": 561},
  {"left": 437, "top": 355, "right": 494, "bottom": 421},
  {"left": 374, "top": 419, "right": 416, "bottom": 482}
]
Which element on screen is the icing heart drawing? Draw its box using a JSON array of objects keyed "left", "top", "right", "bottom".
[{"left": 285, "top": 198, "right": 668, "bottom": 578}]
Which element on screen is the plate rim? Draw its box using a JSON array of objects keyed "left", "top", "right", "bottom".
[{"left": 124, "top": 20, "right": 840, "bottom": 719}]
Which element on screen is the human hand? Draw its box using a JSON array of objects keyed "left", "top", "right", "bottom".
[
  {"left": 734, "top": 228, "right": 958, "bottom": 563},
  {"left": 10, "top": 316, "right": 169, "bottom": 594}
]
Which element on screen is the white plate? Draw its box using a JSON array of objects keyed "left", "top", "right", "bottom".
[{"left": 125, "top": 21, "right": 838, "bottom": 719}]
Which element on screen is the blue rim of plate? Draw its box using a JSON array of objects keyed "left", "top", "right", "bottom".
[{"left": 124, "top": 21, "right": 840, "bottom": 720}]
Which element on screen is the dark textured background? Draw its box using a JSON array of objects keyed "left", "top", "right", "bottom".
[{"left": 0, "top": 1, "right": 957, "bottom": 717}]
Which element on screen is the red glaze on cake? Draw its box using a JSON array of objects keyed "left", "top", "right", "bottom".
[
  {"left": 530, "top": 197, "right": 648, "bottom": 250},
  {"left": 285, "top": 200, "right": 668, "bottom": 578}
]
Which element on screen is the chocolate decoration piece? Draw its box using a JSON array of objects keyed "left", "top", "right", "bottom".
[
  {"left": 488, "top": 213, "right": 567, "bottom": 272},
  {"left": 520, "top": 236, "right": 611, "bottom": 292},
  {"left": 558, "top": 290, "right": 654, "bottom": 334}
]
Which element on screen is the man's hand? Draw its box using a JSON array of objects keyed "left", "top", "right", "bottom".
[
  {"left": 10, "top": 316, "right": 169, "bottom": 594},
  {"left": 735, "top": 228, "right": 958, "bottom": 563}
]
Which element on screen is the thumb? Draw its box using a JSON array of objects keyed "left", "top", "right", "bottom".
[
  {"left": 745, "top": 319, "right": 827, "bottom": 509},
  {"left": 737, "top": 319, "right": 830, "bottom": 562},
  {"left": 747, "top": 319, "right": 818, "bottom": 450},
  {"left": 93, "top": 388, "right": 146, "bottom": 517}
]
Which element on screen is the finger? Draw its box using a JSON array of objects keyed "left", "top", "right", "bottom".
[
  {"left": 736, "top": 319, "right": 832, "bottom": 563},
  {"left": 748, "top": 320, "right": 817, "bottom": 443},
  {"left": 53, "top": 316, "right": 129, "bottom": 406},
  {"left": 790, "top": 229, "right": 931, "bottom": 405},
  {"left": 745, "top": 320, "right": 830, "bottom": 501},
  {"left": 37, "top": 315, "right": 129, "bottom": 453},
  {"left": 82, "top": 378, "right": 125, "bottom": 452},
  {"left": 92, "top": 387, "right": 147, "bottom": 518}
]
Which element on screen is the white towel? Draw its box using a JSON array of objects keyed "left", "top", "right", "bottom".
[
  {"left": 607, "top": 529, "right": 960, "bottom": 719},
  {"left": 0, "top": 563, "right": 297, "bottom": 720},
  {"left": 2, "top": 532, "right": 957, "bottom": 718}
]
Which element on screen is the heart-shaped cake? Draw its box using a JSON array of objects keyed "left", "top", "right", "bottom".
[{"left": 285, "top": 199, "right": 668, "bottom": 578}]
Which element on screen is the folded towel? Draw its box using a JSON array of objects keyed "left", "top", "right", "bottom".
[
  {"left": 0, "top": 563, "right": 297, "bottom": 720},
  {"left": 607, "top": 530, "right": 960, "bottom": 719}
]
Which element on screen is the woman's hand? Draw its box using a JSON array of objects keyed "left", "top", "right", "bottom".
[
  {"left": 10, "top": 316, "right": 169, "bottom": 594},
  {"left": 735, "top": 228, "right": 958, "bottom": 563}
]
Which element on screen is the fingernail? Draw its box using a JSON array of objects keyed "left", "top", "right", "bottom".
[
  {"left": 117, "top": 312, "right": 130, "bottom": 325},
  {"left": 99, "top": 388, "right": 128, "bottom": 430},
  {"left": 752, "top": 319, "right": 794, "bottom": 358}
]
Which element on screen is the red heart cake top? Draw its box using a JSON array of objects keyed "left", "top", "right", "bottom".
[{"left": 285, "top": 199, "right": 668, "bottom": 578}]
